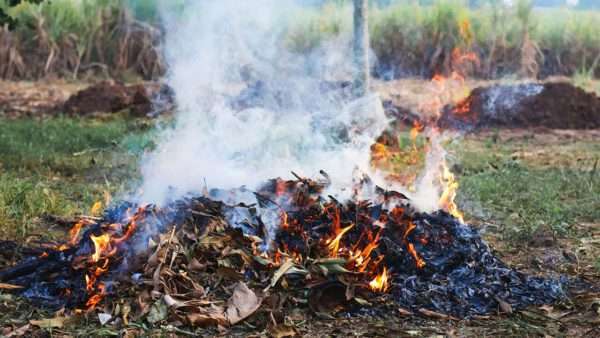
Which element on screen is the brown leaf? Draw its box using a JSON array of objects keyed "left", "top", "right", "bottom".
[
  {"left": 5, "top": 324, "right": 30, "bottom": 337},
  {"left": 30, "top": 317, "right": 66, "bottom": 328},
  {"left": 187, "top": 257, "right": 206, "bottom": 271},
  {"left": 187, "top": 305, "right": 227, "bottom": 327},
  {"left": 269, "top": 323, "right": 296, "bottom": 338},
  {"left": 494, "top": 296, "right": 513, "bottom": 314},
  {"left": 270, "top": 260, "right": 294, "bottom": 288},
  {"left": 398, "top": 307, "right": 413, "bottom": 316},
  {"left": 418, "top": 308, "right": 458, "bottom": 320},
  {"left": 226, "top": 282, "right": 262, "bottom": 325},
  {"left": 0, "top": 283, "right": 23, "bottom": 290},
  {"left": 308, "top": 281, "right": 347, "bottom": 315},
  {"left": 152, "top": 263, "right": 163, "bottom": 292},
  {"left": 163, "top": 294, "right": 185, "bottom": 309},
  {"left": 216, "top": 266, "right": 244, "bottom": 281}
]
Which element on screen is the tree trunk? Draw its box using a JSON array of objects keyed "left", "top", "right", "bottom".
[{"left": 353, "top": 0, "right": 369, "bottom": 97}]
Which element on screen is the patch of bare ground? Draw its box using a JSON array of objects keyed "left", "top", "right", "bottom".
[{"left": 0, "top": 80, "right": 84, "bottom": 118}]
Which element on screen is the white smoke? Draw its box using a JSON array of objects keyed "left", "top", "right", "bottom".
[{"left": 138, "top": 0, "right": 389, "bottom": 205}]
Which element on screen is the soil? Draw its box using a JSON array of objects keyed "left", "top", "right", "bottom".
[
  {"left": 63, "top": 81, "right": 172, "bottom": 117},
  {"left": 439, "top": 82, "right": 600, "bottom": 130},
  {"left": 0, "top": 80, "right": 83, "bottom": 118}
]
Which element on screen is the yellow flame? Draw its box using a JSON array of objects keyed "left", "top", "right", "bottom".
[
  {"left": 326, "top": 224, "right": 354, "bottom": 257},
  {"left": 369, "top": 266, "right": 390, "bottom": 292},
  {"left": 91, "top": 201, "right": 103, "bottom": 216},
  {"left": 439, "top": 161, "right": 464, "bottom": 223},
  {"left": 90, "top": 234, "right": 110, "bottom": 262}
]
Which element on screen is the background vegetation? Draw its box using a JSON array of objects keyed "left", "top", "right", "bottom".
[{"left": 0, "top": 0, "right": 599, "bottom": 81}]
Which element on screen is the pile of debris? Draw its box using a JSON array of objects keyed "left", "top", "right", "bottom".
[
  {"left": 439, "top": 82, "right": 600, "bottom": 130},
  {"left": 0, "top": 174, "right": 566, "bottom": 329}
]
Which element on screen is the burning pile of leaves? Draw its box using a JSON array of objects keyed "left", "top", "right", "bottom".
[{"left": 0, "top": 173, "right": 567, "bottom": 329}]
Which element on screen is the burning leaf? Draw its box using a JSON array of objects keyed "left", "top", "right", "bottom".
[
  {"left": 226, "top": 282, "right": 262, "bottom": 325},
  {"left": 29, "top": 317, "right": 66, "bottom": 329}
]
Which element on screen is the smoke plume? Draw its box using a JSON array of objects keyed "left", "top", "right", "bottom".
[{"left": 138, "top": 0, "right": 388, "bottom": 205}]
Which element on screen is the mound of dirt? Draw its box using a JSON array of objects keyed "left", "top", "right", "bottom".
[
  {"left": 62, "top": 81, "right": 174, "bottom": 117},
  {"left": 439, "top": 82, "right": 600, "bottom": 130}
]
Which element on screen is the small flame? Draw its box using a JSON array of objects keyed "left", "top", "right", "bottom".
[
  {"left": 85, "top": 282, "right": 106, "bottom": 310},
  {"left": 452, "top": 96, "right": 472, "bottom": 115},
  {"left": 369, "top": 266, "right": 390, "bottom": 292},
  {"left": 326, "top": 224, "right": 354, "bottom": 257},
  {"left": 68, "top": 221, "right": 85, "bottom": 245},
  {"left": 439, "top": 161, "right": 464, "bottom": 223},
  {"left": 404, "top": 222, "right": 426, "bottom": 269},
  {"left": 90, "top": 234, "right": 111, "bottom": 262},
  {"left": 91, "top": 201, "right": 103, "bottom": 216}
]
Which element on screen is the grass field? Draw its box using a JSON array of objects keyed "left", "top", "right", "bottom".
[{"left": 0, "top": 117, "right": 154, "bottom": 238}]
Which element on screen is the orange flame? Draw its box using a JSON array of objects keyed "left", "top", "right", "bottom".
[
  {"left": 369, "top": 266, "right": 390, "bottom": 292},
  {"left": 90, "top": 234, "right": 111, "bottom": 262},
  {"left": 326, "top": 224, "right": 354, "bottom": 257},
  {"left": 439, "top": 161, "right": 464, "bottom": 223},
  {"left": 68, "top": 221, "right": 85, "bottom": 245},
  {"left": 404, "top": 222, "right": 426, "bottom": 269},
  {"left": 85, "top": 282, "right": 106, "bottom": 309}
]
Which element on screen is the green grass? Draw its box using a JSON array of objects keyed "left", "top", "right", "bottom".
[
  {"left": 0, "top": 117, "right": 152, "bottom": 238},
  {"left": 454, "top": 136, "right": 600, "bottom": 242}
]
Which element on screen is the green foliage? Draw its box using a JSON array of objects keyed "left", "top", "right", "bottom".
[
  {"left": 2, "top": 0, "right": 600, "bottom": 80},
  {"left": 290, "top": 1, "right": 600, "bottom": 78}
]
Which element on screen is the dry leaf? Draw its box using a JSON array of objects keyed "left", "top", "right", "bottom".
[
  {"left": 187, "top": 257, "right": 206, "bottom": 271},
  {"left": 271, "top": 259, "right": 294, "bottom": 288},
  {"left": 398, "top": 307, "right": 413, "bottom": 316},
  {"left": 418, "top": 308, "right": 458, "bottom": 320},
  {"left": 187, "top": 305, "right": 227, "bottom": 327},
  {"left": 30, "top": 317, "right": 65, "bottom": 328},
  {"left": 0, "top": 283, "right": 23, "bottom": 290},
  {"left": 147, "top": 299, "right": 168, "bottom": 324},
  {"left": 226, "top": 282, "right": 262, "bottom": 325},
  {"left": 5, "top": 324, "right": 30, "bottom": 337},
  {"left": 308, "top": 282, "right": 347, "bottom": 314},
  {"left": 269, "top": 323, "right": 296, "bottom": 338},
  {"left": 494, "top": 296, "right": 513, "bottom": 314},
  {"left": 163, "top": 294, "right": 185, "bottom": 309}
]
